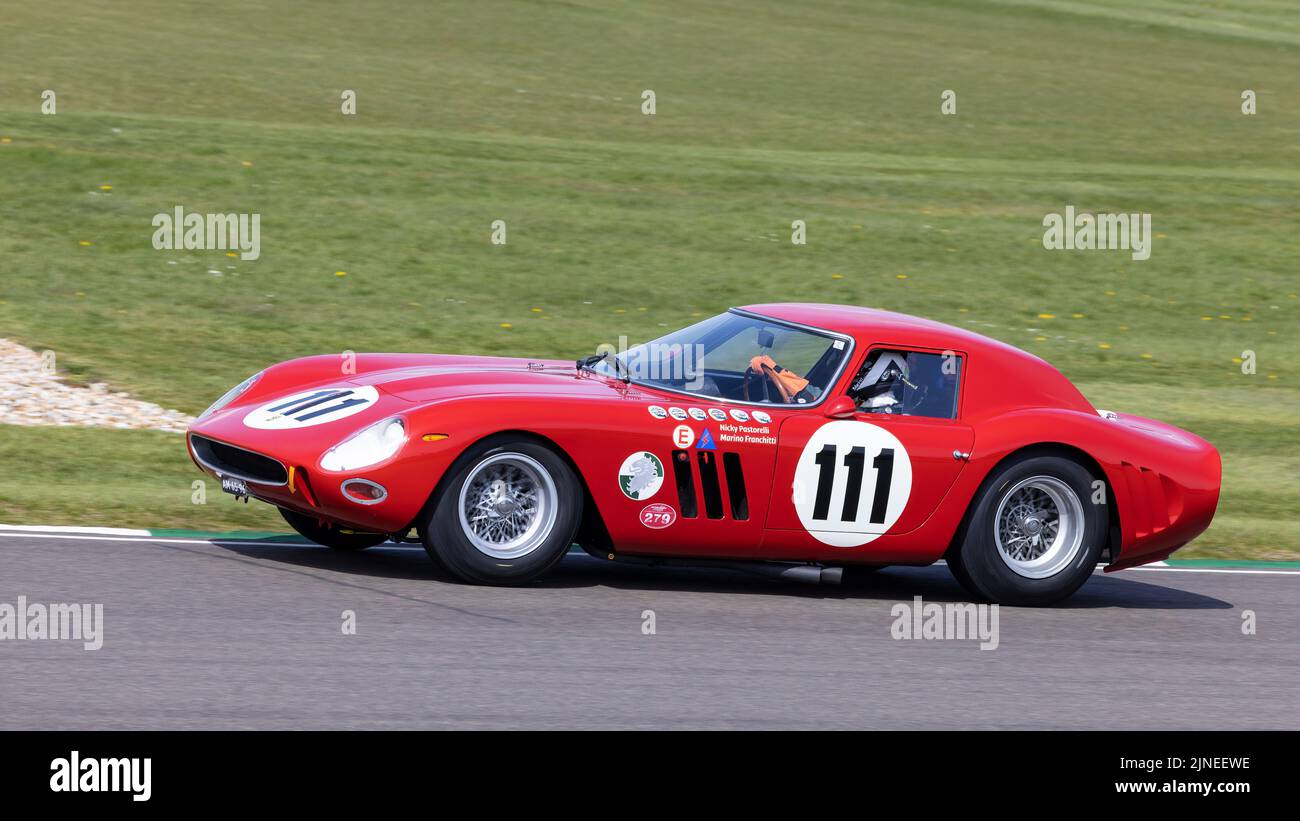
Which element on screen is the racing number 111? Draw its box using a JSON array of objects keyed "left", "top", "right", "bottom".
[{"left": 812, "top": 445, "right": 894, "bottom": 523}]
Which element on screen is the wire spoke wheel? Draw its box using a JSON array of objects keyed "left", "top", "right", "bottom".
[
  {"left": 993, "top": 475, "right": 1085, "bottom": 579},
  {"left": 457, "top": 453, "right": 558, "bottom": 560}
]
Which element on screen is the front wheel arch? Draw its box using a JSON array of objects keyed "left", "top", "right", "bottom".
[{"left": 409, "top": 429, "right": 611, "bottom": 553}]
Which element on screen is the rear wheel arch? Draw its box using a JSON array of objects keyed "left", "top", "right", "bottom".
[{"left": 947, "top": 442, "right": 1119, "bottom": 563}]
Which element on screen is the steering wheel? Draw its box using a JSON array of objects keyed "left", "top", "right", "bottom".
[
  {"left": 742, "top": 367, "right": 769, "bottom": 403},
  {"left": 744, "top": 364, "right": 793, "bottom": 404}
]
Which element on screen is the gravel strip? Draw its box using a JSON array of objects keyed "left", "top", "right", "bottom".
[{"left": 0, "top": 339, "right": 193, "bottom": 433}]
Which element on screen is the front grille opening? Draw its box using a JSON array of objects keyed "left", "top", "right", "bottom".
[
  {"left": 671, "top": 450, "right": 697, "bottom": 518},
  {"left": 191, "top": 435, "right": 288, "bottom": 485},
  {"left": 697, "top": 451, "right": 724, "bottom": 519},
  {"left": 722, "top": 452, "right": 749, "bottom": 521}
]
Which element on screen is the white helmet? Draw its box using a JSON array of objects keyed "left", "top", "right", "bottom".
[{"left": 852, "top": 351, "right": 910, "bottom": 406}]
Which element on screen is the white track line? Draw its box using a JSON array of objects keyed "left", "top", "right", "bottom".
[
  {"left": 0, "top": 523, "right": 151, "bottom": 536},
  {"left": 0, "top": 532, "right": 312, "bottom": 549},
  {"left": 0, "top": 531, "right": 1294, "bottom": 573},
  {"left": 1127, "top": 566, "right": 1300, "bottom": 576},
  {"left": 0, "top": 531, "right": 428, "bottom": 550}
]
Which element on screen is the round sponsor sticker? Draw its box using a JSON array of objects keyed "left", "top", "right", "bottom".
[
  {"left": 244, "top": 385, "right": 380, "bottom": 430},
  {"left": 792, "top": 421, "right": 913, "bottom": 547},
  {"left": 618, "top": 451, "right": 665, "bottom": 500},
  {"left": 639, "top": 503, "right": 677, "bottom": 529},
  {"left": 687, "top": 407, "right": 708, "bottom": 421},
  {"left": 671, "top": 424, "right": 695, "bottom": 449},
  {"left": 752, "top": 410, "right": 772, "bottom": 425},
  {"left": 648, "top": 405, "right": 668, "bottom": 419},
  {"left": 668, "top": 407, "right": 688, "bottom": 420},
  {"left": 708, "top": 408, "right": 728, "bottom": 421},
  {"left": 730, "top": 408, "right": 751, "bottom": 422}
]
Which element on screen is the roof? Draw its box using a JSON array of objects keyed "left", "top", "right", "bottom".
[
  {"left": 739, "top": 302, "right": 1018, "bottom": 355},
  {"left": 739, "top": 303, "right": 1095, "bottom": 416}
]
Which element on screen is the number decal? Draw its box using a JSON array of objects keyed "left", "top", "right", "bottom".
[
  {"left": 793, "top": 421, "right": 912, "bottom": 547},
  {"left": 812, "top": 444, "right": 836, "bottom": 520},
  {"left": 244, "top": 385, "right": 380, "bottom": 429},
  {"left": 870, "top": 448, "right": 894, "bottom": 524},
  {"left": 840, "top": 446, "right": 866, "bottom": 522},
  {"left": 808, "top": 444, "right": 894, "bottom": 523}
]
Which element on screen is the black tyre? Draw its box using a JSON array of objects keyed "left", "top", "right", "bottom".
[
  {"left": 419, "top": 436, "right": 582, "bottom": 585},
  {"left": 948, "top": 454, "right": 1106, "bottom": 606},
  {"left": 279, "top": 507, "right": 388, "bottom": 551}
]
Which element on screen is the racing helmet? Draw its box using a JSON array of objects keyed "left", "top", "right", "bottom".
[{"left": 852, "top": 350, "right": 910, "bottom": 403}]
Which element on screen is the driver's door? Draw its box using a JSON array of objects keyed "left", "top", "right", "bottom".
[{"left": 762, "top": 349, "right": 974, "bottom": 554}]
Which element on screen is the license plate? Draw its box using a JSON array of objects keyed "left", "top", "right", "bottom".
[{"left": 220, "top": 476, "right": 250, "bottom": 497}]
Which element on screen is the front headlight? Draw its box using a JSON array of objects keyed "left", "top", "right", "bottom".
[
  {"left": 199, "top": 371, "right": 262, "bottom": 420},
  {"left": 320, "top": 417, "right": 407, "bottom": 472}
]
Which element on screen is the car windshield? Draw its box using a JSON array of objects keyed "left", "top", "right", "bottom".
[{"left": 594, "top": 311, "right": 849, "bottom": 404}]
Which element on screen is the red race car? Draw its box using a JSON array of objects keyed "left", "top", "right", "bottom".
[{"left": 186, "top": 304, "right": 1220, "bottom": 605}]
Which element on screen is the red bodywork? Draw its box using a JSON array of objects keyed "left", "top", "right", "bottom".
[{"left": 186, "top": 304, "right": 1220, "bottom": 571}]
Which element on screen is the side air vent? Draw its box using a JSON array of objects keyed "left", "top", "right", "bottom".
[
  {"left": 722, "top": 452, "right": 749, "bottom": 520},
  {"left": 671, "top": 450, "right": 697, "bottom": 518},
  {"left": 697, "top": 451, "right": 724, "bottom": 519}
]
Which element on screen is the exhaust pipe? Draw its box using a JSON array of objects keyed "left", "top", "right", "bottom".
[{"left": 776, "top": 565, "right": 843, "bottom": 585}]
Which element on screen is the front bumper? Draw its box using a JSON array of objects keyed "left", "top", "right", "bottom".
[{"left": 185, "top": 429, "right": 456, "bottom": 534}]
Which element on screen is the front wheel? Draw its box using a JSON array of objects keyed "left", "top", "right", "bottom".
[
  {"left": 279, "top": 507, "right": 388, "bottom": 551},
  {"left": 948, "top": 454, "right": 1106, "bottom": 606},
  {"left": 420, "top": 436, "right": 582, "bottom": 585}
]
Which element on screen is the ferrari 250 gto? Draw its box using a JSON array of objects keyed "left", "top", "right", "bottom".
[{"left": 186, "top": 304, "right": 1220, "bottom": 605}]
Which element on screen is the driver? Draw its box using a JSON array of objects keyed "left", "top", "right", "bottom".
[
  {"left": 748, "top": 354, "right": 810, "bottom": 403},
  {"left": 850, "top": 350, "right": 912, "bottom": 413}
]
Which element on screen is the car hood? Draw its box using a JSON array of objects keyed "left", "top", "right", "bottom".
[
  {"left": 188, "top": 353, "right": 631, "bottom": 450},
  {"left": 346, "top": 354, "right": 624, "bottom": 403}
]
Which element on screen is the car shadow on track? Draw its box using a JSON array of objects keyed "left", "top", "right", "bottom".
[{"left": 210, "top": 541, "right": 1232, "bottom": 611}]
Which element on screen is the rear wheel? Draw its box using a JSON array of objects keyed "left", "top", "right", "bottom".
[
  {"left": 948, "top": 454, "right": 1106, "bottom": 606},
  {"left": 279, "top": 507, "right": 388, "bottom": 551},
  {"left": 420, "top": 436, "right": 582, "bottom": 585}
]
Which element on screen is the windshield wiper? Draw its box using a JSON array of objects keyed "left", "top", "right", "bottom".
[{"left": 576, "top": 351, "right": 630, "bottom": 383}]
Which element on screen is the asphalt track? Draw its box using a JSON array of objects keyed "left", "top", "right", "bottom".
[{"left": 1, "top": 531, "right": 1296, "bottom": 730}]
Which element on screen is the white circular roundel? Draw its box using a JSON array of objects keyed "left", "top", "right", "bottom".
[
  {"left": 792, "top": 420, "right": 913, "bottom": 547},
  {"left": 671, "top": 424, "right": 695, "bottom": 448},
  {"left": 618, "top": 451, "right": 664, "bottom": 501},
  {"left": 244, "top": 385, "right": 380, "bottom": 430}
]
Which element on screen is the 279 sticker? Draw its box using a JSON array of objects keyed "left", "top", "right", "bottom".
[
  {"left": 792, "top": 420, "right": 912, "bottom": 547},
  {"left": 639, "top": 503, "right": 677, "bottom": 529}
]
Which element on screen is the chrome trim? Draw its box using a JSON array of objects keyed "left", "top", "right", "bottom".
[
  {"left": 620, "top": 307, "right": 857, "bottom": 409},
  {"left": 341, "top": 478, "right": 388, "bottom": 505},
  {"left": 189, "top": 434, "right": 289, "bottom": 487}
]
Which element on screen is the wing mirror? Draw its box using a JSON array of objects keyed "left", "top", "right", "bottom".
[{"left": 824, "top": 395, "right": 858, "bottom": 419}]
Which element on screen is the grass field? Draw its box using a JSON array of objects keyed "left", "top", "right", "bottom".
[{"left": 1, "top": 1, "right": 1296, "bottom": 557}]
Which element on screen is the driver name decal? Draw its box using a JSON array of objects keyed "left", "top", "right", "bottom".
[
  {"left": 717, "top": 422, "right": 776, "bottom": 445},
  {"left": 792, "top": 420, "right": 913, "bottom": 547}
]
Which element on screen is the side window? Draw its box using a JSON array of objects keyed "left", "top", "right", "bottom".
[{"left": 848, "top": 349, "right": 962, "bottom": 419}]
